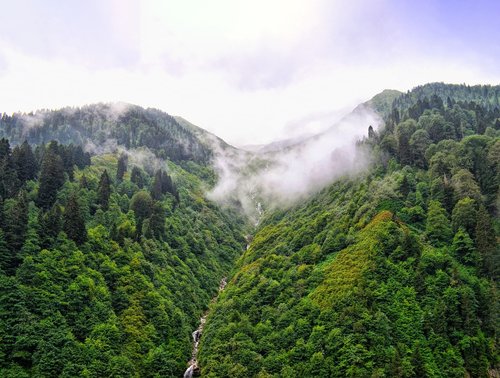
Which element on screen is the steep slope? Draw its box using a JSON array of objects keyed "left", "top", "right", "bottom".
[
  {"left": 0, "top": 138, "right": 246, "bottom": 375},
  {"left": 198, "top": 84, "right": 499, "bottom": 377}
]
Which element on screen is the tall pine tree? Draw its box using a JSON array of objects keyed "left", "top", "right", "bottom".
[
  {"left": 116, "top": 154, "right": 127, "bottom": 182},
  {"left": 475, "top": 206, "right": 498, "bottom": 279},
  {"left": 63, "top": 194, "right": 87, "bottom": 245},
  {"left": 12, "top": 140, "right": 37, "bottom": 183},
  {"left": 37, "top": 142, "right": 65, "bottom": 210},
  {"left": 97, "top": 170, "right": 111, "bottom": 210},
  {"left": 2, "top": 190, "right": 28, "bottom": 273},
  {"left": 130, "top": 166, "right": 144, "bottom": 188}
]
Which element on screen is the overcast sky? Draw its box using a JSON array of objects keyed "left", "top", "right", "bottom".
[{"left": 0, "top": 0, "right": 499, "bottom": 145}]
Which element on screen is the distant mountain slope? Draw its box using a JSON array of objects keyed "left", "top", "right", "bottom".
[
  {"left": 358, "top": 88, "right": 402, "bottom": 117},
  {"left": 394, "top": 82, "right": 500, "bottom": 115},
  {"left": 0, "top": 103, "right": 214, "bottom": 166}
]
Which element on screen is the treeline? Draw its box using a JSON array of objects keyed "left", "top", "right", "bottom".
[
  {"left": 394, "top": 83, "right": 500, "bottom": 114},
  {"left": 0, "top": 139, "right": 244, "bottom": 377},
  {"left": 198, "top": 85, "right": 499, "bottom": 377},
  {"left": 0, "top": 104, "right": 213, "bottom": 165}
]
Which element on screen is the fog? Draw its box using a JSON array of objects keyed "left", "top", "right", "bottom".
[{"left": 208, "top": 105, "right": 382, "bottom": 220}]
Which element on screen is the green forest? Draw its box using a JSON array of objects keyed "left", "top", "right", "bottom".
[
  {"left": 0, "top": 133, "right": 245, "bottom": 376},
  {"left": 0, "top": 83, "right": 499, "bottom": 377},
  {"left": 198, "top": 84, "right": 499, "bottom": 377}
]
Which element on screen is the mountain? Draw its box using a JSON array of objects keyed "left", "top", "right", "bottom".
[
  {"left": 360, "top": 88, "right": 403, "bottom": 117},
  {"left": 0, "top": 83, "right": 499, "bottom": 377},
  {"left": 0, "top": 103, "right": 214, "bottom": 167},
  {"left": 238, "top": 90, "right": 401, "bottom": 157},
  {"left": 0, "top": 110, "right": 246, "bottom": 376},
  {"left": 198, "top": 83, "right": 499, "bottom": 377}
]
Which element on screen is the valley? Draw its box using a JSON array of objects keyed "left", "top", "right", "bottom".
[{"left": 0, "top": 83, "right": 498, "bottom": 377}]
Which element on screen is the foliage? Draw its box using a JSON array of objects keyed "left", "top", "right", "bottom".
[
  {"left": 199, "top": 84, "right": 499, "bottom": 377},
  {"left": 0, "top": 138, "right": 245, "bottom": 377}
]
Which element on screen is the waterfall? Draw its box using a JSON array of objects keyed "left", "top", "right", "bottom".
[
  {"left": 183, "top": 277, "right": 227, "bottom": 377},
  {"left": 183, "top": 365, "right": 194, "bottom": 378}
]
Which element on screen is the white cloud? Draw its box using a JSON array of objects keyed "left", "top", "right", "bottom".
[{"left": 0, "top": 1, "right": 498, "bottom": 146}]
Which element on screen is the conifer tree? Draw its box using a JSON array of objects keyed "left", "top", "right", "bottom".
[
  {"left": 21, "top": 204, "right": 41, "bottom": 258},
  {"left": 0, "top": 228, "right": 11, "bottom": 273},
  {"left": 2, "top": 190, "right": 28, "bottom": 273},
  {"left": 116, "top": 154, "right": 128, "bottom": 181},
  {"left": 130, "top": 166, "right": 144, "bottom": 188},
  {"left": 12, "top": 140, "right": 37, "bottom": 182},
  {"left": 452, "top": 228, "right": 479, "bottom": 266},
  {"left": 451, "top": 197, "right": 477, "bottom": 235},
  {"left": 63, "top": 194, "right": 87, "bottom": 245},
  {"left": 0, "top": 139, "right": 20, "bottom": 199},
  {"left": 147, "top": 201, "right": 165, "bottom": 239},
  {"left": 79, "top": 174, "right": 89, "bottom": 189},
  {"left": 475, "top": 206, "right": 498, "bottom": 279},
  {"left": 151, "top": 170, "right": 163, "bottom": 200},
  {"left": 37, "top": 142, "right": 65, "bottom": 210},
  {"left": 97, "top": 169, "right": 111, "bottom": 210},
  {"left": 39, "top": 203, "right": 62, "bottom": 248}
]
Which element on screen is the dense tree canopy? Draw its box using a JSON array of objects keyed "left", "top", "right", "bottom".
[
  {"left": 199, "top": 83, "right": 499, "bottom": 377},
  {"left": 0, "top": 83, "right": 498, "bottom": 377},
  {"left": 0, "top": 139, "right": 245, "bottom": 377}
]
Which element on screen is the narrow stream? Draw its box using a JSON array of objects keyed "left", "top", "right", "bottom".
[{"left": 183, "top": 277, "right": 227, "bottom": 378}]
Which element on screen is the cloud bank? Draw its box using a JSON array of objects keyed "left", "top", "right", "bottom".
[
  {"left": 0, "top": 1, "right": 499, "bottom": 146},
  {"left": 208, "top": 105, "right": 381, "bottom": 220}
]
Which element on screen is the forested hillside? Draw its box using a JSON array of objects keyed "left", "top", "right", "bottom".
[
  {"left": 0, "top": 137, "right": 245, "bottom": 376},
  {"left": 0, "top": 104, "right": 214, "bottom": 166},
  {"left": 198, "top": 83, "right": 499, "bottom": 377},
  {"left": 0, "top": 83, "right": 498, "bottom": 377}
]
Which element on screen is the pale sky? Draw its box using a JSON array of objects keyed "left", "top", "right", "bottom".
[{"left": 0, "top": 0, "right": 499, "bottom": 145}]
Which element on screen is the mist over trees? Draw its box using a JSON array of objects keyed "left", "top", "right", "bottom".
[
  {"left": 0, "top": 82, "right": 498, "bottom": 377},
  {"left": 0, "top": 135, "right": 245, "bottom": 376},
  {"left": 199, "top": 83, "right": 500, "bottom": 377}
]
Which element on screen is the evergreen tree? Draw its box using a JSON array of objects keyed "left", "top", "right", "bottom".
[
  {"left": 79, "top": 174, "right": 89, "bottom": 189},
  {"left": 0, "top": 139, "right": 20, "bottom": 199},
  {"left": 21, "top": 203, "right": 41, "bottom": 258},
  {"left": 130, "top": 166, "right": 144, "bottom": 188},
  {"left": 475, "top": 206, "right": 498, "bottom": 279},
  {"left": 2, "top": 190, "right": 28, "bottom": 273},
  {"left": 452, "top": 228, "right": 479, "bottom": 266},
  {"left": 0, "top": 138, "right": 10, "bottom": 159},
  {"left": 12, "top": 140, "right": 37, "bottom": 182},
  {"left": 116, "top": 154, "right": 128, "bottom": 182},
  {"left": 451, "top": 169, "right": 482, "bottom": 203},
  {"left": 147, "top": 201, "right": 166, "bottom": 239},
  {"left": 395, "top": 120, "right": 416, "bottom": 165},
  {"left": 151, "top": 169, "right": 179, "bottom": 202},
  {"left": 63, "top": 194, "right": 87, "bottom": 245},
  {"left": 400, "top": 175, "right": 411, "bottom": 198},
  {"left": 97, "top": 170, "right": 111, "bottom": 210},
  {"left": 151, "top": 170, "right": 164, "bottom": 200},
  {"left": 37, "top": 142, "right": 65, "bottom": 210},
  {"left": 368, "top": 125, "right": 376, "bottom": 140},
  {"left": 451, "top": 197, "right": 477, "bottom": 235},
  {"left": 430, "top": 94, "right": 444, "bottom": 111},
  {"left": 39, "top": 203, "right": 62, "bottom": 248},
  {"left": 59, "top": 144, "right": 75, "bottom": 180},
  {"left": 0, "top": 228, "right": 11, "bottom": 273}
]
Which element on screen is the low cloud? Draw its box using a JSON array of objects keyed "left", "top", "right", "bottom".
[{"left": 208, "top": 106, "right": 381, "bottom": 221}]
